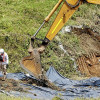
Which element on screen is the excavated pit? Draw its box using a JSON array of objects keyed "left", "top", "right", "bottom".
[{"left": 71, "top": 27, "right": 100, "bottom": 76}]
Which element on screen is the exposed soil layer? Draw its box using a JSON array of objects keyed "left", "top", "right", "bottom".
[
  {"left": 72, "top": 27, "right": 100, "bottom": 54},
  {"left": 0, "top": 77, "right": 47, "bottom": 92},
  {"left": 0, "top": 78, "right": 26, "bottom": 92},
  {"left": 21, "top": 77, "right": 64, "bottom": 91},
  {"left": 0, "top": 76, "right": 64, "bottom": 93},
  {"left": 72, "top": 27, "right": 100, "bottom": 76}
]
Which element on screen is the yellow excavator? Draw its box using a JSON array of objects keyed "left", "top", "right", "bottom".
[{"left": 20, "top": 0, "right": 100, "bottom": 83}]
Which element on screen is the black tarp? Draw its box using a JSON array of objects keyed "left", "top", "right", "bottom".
[{"left": 0, "top": 66, "right": 100, "bottom": 100}]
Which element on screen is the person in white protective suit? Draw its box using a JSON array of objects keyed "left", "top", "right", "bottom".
[{"left": 0, "top": 49, "right": 9, "bottom": 80}]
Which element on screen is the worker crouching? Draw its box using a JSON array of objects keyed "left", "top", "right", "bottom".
[{"left": 0, "top": 49, "right": 9, "bottom": 80}]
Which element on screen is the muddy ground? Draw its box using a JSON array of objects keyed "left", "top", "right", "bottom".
[{"left": 0, "top": 78, "right": 29, "bottom": 92}]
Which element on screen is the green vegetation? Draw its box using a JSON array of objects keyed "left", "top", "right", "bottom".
[
  {"left": 75, "top": 98, "right": 100, "bottom": 100},
  {"left": 0, "top": 93, "right": 32, "bottom": 100},
  {"left": 0, "top": 0, "right": 99, "bottom": 77},
  {"left": 52, "top": 96, "right": 100, "bottom": 100},
  {"left": 52, "top": 96, "right": 63, "bottom": 100},
  {"left": 1, "top": 93, "right": 100, "bottom": 100}
]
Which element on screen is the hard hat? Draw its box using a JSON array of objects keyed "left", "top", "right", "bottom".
[{"left": 0, "top": 49, "right": 4, "bottom": 54}]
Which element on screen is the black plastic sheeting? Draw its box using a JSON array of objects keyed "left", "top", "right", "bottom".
[{"left": 1, "top": 66, "right": 100, "bottom": 100}]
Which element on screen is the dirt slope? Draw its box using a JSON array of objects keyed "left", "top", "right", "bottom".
[{"left": 72, "top": 27, "right": 100, "bottom": 76}]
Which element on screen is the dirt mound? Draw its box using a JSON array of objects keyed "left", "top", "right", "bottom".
[
  {"left": 79, "top": 34, "right": 100, "bottom": 54},
  {"left": 72, "top": 27, "right": 100, "bottom": 55},
  {"left": 0, "top": 79, "right": 26, "bottom": 92},
  {"left": 77, "top": 53, "right": 100, "bottom": 76},
  {"left": 21, "top": 77, "right": 64, "bottom": 91},
  {"left": 72, "top": 27, "right": 100, "bottom": 76}
]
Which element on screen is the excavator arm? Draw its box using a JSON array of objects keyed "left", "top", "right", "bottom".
[
  {"left": 44, "top": 0, "right": 100, "bottom": 42},
  {"left": 20, "top": 0, "right": 100, "bottom": 81},
  {"left": 45, "top": 0, "right": 82, "bottom": 42},
  {"left": 87, "top": 0, "right": 100, "bottom": 4}
]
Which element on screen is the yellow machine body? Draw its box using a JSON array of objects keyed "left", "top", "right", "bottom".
[
  {"left": 46, "top": 0, "right": 82, "bottom": 41},
  {"left": 86, "top": 0, "right": 100, "bottom": 4}
]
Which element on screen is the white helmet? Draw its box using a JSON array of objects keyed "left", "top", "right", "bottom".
[{"left": 0, "top": 49, "right": 4, "bottom": 54}]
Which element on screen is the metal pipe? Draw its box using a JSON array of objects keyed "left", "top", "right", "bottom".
[
  {"left": 33, "top": 0, "right": 63, "bottom": 37},
  {"left": 33, "top": 21, "right": 45, "bottom": 37},
  {"left": 44, "top": 0, "right": 63, "bottom": 22}
]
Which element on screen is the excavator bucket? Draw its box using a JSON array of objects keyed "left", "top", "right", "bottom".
[
  {"left": 20, "top": 40, "right": 43, "bottom": 80},
  {"left": 20, "top": 40, "right": 64, "bottom": 91}
]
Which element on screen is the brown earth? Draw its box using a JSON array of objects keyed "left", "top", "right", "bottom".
[
  {"left": 0, "top": 78, "right": 26, "bottom": 92},
  {"left": 0, "top": 77, "right": 47, "bottom": 93},
  {"left": 0, "top": 76, "right": 63, "bottom": 93},
  {"left": 72, "top": 27, "right": 100, "bottom": 77}
]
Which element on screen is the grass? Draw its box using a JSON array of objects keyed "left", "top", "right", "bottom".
[
  {"left": 52, "top": 96, "right": 63, "bottom": 100},
  {"left": 75, "top": 98, "right": 100, "bottom": 100},
  {"left": 52, "top": 96, "right": 100, "bottom": 100},
  {"left": 1, "top": 93, "right": 100, "bottom": 100},
  {"left": 0, "top": 93, "right": 32, "bottom": 100},
  {"left": 0, "top": 0, "right": 99, "bottom": 77}
]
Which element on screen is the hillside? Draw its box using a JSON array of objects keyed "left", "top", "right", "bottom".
[{"left": 0, "top": 0, "right": 100, "bottom": 77}]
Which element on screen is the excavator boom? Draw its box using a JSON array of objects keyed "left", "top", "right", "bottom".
[
  {"left": 46, "top": 0, "right": 82, "bottom": 41},
  {"left": 86, "top": 0, "right": 100, "bottom": 4}
]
